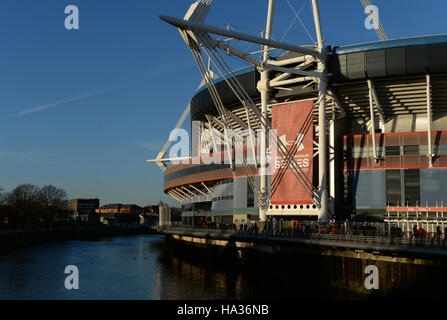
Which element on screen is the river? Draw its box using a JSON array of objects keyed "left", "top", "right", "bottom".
[
  {"left": 0, "top": 234, "right": 386, "bottom": 300},
  {"left": 1, "top": 234, "right": 300, "bottom": 300}
]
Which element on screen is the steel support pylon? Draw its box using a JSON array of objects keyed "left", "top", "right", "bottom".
[
  {"left": 312, "top": 0, "right": 328, "bottom": 222},
  {"left": 258, "top": 0, "right": 276, "bottom": 230}
]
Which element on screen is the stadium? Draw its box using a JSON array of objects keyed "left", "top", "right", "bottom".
[{"left": 151, "top": 1, "right": 447, "bottom": 233}]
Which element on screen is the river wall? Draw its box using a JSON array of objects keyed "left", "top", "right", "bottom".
[{"left": 163, "top": 233, "right": 447, "bottom": 299}]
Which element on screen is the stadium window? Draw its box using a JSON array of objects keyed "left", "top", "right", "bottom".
[
  {"left": 403, "top": 145, "right": 419, "bottom": 155},
  {"left": 247, "top": 182, "right": 254, "bottom": 207},
  {"left": 213, "top": 195, "right": 233, "bottom": 202},
  {"left": 216, "top": 178, "right": 234, "bottom": 186},
  {"left": 404, "top": 169, "right": 420, "bottom": 206},
  {"left": 385, "top": 146, "right": 400, "bottom": 156},
  {"left": 386, "top": 169, "right": 402, "bottom": 206}
]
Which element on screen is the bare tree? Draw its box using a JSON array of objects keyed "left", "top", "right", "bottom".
[
  {"left": 0, "top": 186, "right": 5, "bottom": 227},
  {"left": 38, "top": 185, "right": 69, "bottom": 223},
  {"left": 39, "top": 185, "right": 68, "bottom": 209},
  {"left": 7, "top": 184, "right": 41, "bottom": 228},
  {"left": 0, "top": 186, "right": 4, "bottom": 205}
]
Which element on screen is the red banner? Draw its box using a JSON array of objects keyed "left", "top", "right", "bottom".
[{"left": 271, "top": 101, "right": 313, "bottom": 205}]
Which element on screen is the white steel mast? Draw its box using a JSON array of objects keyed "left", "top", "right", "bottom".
[
  {"left": 312, "top": 0, "right": 328, "bottom": 221},
  {"left": 258, "top": 0, "right": 276, "bottom": 229},
  {"left": 158, "top": 0, "right": 329, "bottom": 221}
]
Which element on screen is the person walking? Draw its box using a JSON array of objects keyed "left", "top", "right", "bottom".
[
  {"left": 418, "top": 226, "right": 426, "bottom": 246},
  {"left": 412, "top": 225, "right": 418, "bottom": 244},
  {"left": 436, "top": 226, "right": 442, "bottom": 246},
  {"left": 254, "top": 223, "right": 259, "bottom": 236}
]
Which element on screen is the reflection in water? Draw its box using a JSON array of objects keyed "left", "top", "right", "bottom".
[
  {"left": 154, "top": 240, "right": 336, "bottom": 300},
  {"left": 0, "top": 234, "right": 358, "bottom": 300},
  {"left": 0, "top": 235, "right": 161, "bottom": 299},
  {"left": 154, "top": 237, "right": 447, "bottom": 300},
  {"left": 1, "top": 234, "right": 312, "bottom": 300},
  {"left": 155, "top": 254, "right": 243, "bottom": 300},
  {"left": 153, "top": 238, "right": 242, "bottom": 299},
  {"left": 4, "top": 234, "right": 431, "bottom": 300},
  {"left": 0, "top": 235, "right": 252, "bottom": 300}
]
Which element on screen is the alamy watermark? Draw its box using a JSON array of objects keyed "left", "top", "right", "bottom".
[
  {"left": 65, "top": 5, "right": 79, "bottom": 30},
  {"left": 364, "top": 265, "right": 379, "bottom": 290},
  {"left": 364, "top": 5, "right": 380, "bottom": 31},
  {"left": 166, "top": 121, "right": 312, "bottom": 176},
  {"left": 64, "top": 265, "right": 79, "bottom": 290}
]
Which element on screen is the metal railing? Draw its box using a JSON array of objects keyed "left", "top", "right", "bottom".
[{"left": 160, "top": 222, "right": 447, "bottom": 250}]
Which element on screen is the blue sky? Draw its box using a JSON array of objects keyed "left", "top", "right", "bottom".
[{"left": 0, "top": 0, "right": 446, "bottom": 207}]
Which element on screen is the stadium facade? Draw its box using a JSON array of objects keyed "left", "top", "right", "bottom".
[{"left": 153, "top": 2, "right": 447, "bottom": 231}]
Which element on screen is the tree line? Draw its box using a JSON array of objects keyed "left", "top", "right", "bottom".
[{"left": 0, "top": 184, "right": 71, "bottom": 228}]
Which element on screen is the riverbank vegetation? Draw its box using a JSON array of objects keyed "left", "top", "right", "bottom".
[{"left": 0, "top": 184, "right": 71, "bottom": 229}]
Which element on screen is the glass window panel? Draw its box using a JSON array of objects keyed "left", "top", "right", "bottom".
[
  {"left": 404, "top": 145, "right": 419, "bottom": 155},
  {"left": 386, "top": 169, "right": 401, "bottom": 206},
  {"left": 385, "top": 146, "right": 400, "bottom": 156},
  {"left": 404, "top": 169, "right": 420, "bottom": 206},
  {"left": 247, "top": 183, "right": 254, "bottom": 207}
]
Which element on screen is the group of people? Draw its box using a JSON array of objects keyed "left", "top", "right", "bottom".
[
  {"left": 190, "top": 220, "right": 447, "bottom": 247},
  {"left": 235, "top": 223, "right": 259, "bottom": 235},
  {"left": 412, "top": 225, "right": 427, "bottom": 244},
  {"left": 411, "top": 225, "right": 447, "bottom": 246}
]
